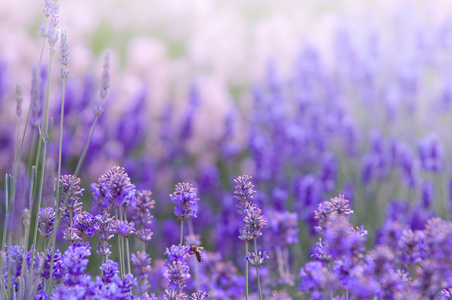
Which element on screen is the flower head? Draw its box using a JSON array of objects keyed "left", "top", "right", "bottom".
[
  {"left": 245, "top": 251, "right": 269, "bottom": 267},
  {"left": 190, "top": 291, "right": 209, "bottom": 300},
  {"left": 233, "top": 175, "right": 256, "bottom": 214},
  {"left": 38, "top": 207, "right": 56, "bottom": 238},
  {"left": 170, "top": 183, "right": 199, "bottom": 220}
]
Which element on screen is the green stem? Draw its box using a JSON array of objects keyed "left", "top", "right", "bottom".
[
  {"left": 116, "top": 208, "right": 124, "bottom": 276},
  {"left": 55, "top": 78, "right": 66, "bottom": 218},
  {"left": 19, "top": 167, "right": 35, "bottom": 296},
  {"left": 38, "top": 38, "right": 46, "bottom": 67},
  {"left": 126, "top": 237, "right": 131, "bottom": 275},
  {"left": 31, "top": 53, "right": 54, "bottom": 260},
  {"left": 31, "top": 141, "right": 48, "bottom": 254},
  {"left": 245, "top": 241, "right": 249, "bottom": 300},
  {"left": 8, "top": 117, "right": 21, "bottom": 242},
  {"left": 254, "top": 238, "right": 263, "bottom": 300},
  {"left": 121, "top": 206, "right": 131, "bottom": 275},
  {"left": 2, "top": 174, "right": 10, "bottom": 254},
  {"left": 26, "top": 129, "right": 36, "bottom": 175},
  {"left": 179, "top": 219, "right": 184, "bottom": 246},
  {"left": 187, "top": 218, "right": 200, "bottom": 291}
]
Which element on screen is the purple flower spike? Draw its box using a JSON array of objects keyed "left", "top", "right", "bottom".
[
  {"left": 190, "top": 291, "right": 209, "bottom": 300},
  {"left": 241, "top": 204, "right": 267, "bottom": 240},
  {"left": 299, "top": 261, "right": 337, "bottom": 295},
  {"left": 439, "top": 288, "right": 452, "bottom": 300},
  {"left": 92, "top": 166, "right": 136, "bottom": 210},
  {"left": 112, "top": 220, "right": 135, "bottom": 237},
  {"left": 163, "top": 245, "right": 191, "bottom": 298},
  {"left": 62, "top": 242, "right": 91, "bottom": 286},
  {"left": 131, "top": 251, "right": 152, "bottom": 296},
  {"left": 74, "top": 211, "right": 97, "bottom": 239},
  {"left": 99, "top": 259, "right": 119, "bottom": 284},
  {"left": 113, "top": 273, "right": 137, "bottom": 300},
  {"left": 38, "top": 207, "right": 56, "bottom": 238},
  {"left": 170, "top": 182, "right": 199, "bottom": 220},
  {"left": 94, "top": 210, "right": 115, "bottom": 241},
  {"left": 233, "top": 175, "right": 257, "bottom": 207},
  {"left": 245, "top": 251, "right": 269, "bottom": 267},
  {"left": 60, "top": 174, "right": 84, "bottom": 209}
]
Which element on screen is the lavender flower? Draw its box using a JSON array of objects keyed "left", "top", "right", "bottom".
[
  {"left": 323, "top": 215, "right": 366, "bottom": 260},
  {"left": 298, "top": 261, "right": 337, "bottom": 296},
  {"left": 112, "top": 273, "right": 137, "bottom": 300},
  {"left": 73, "top": 211, "right": 97, "bottom": 239},
  {"left": 163, "top": 245, "right": 191, "bottom": 297},
  {"left": 131, "top": 251, "right": 152, "bottom": 295},
  {"left": 112, "top": 220, "right": 135, "bottom": 238},
  {"left": 311, "top": 238, "right": 332, "bottom": 264},
  {"left": 59, "top": 174, "right": 84, "bottom": 211},
  {"left": 170, "top": 182, "right": 199, "bottom": 220},
  {"left": 314, "top": 194, "right": 354, "bottom": 233},
  {"left": 16, "top": 84, "right": 23, "bottom": 117},
  {"left": 63, "top": 226, "right": 81, "bottom": 243},
  {"left": 245, "top": 251, "right": 269, "bottom": 267},
  {"left": 38, "top": 207, "right": 56, "bottom": 238},
  {"left": 99, "top": 259, "right": 119, "bottom": 284},
  {"left": 130, "top": 190, "right": 155, "bottom": 227},
  {"left": 34, "top": 290, "right": 48, "bottom": 300},
  {"left": 439, "top": 288, "right": 452, "bottom": 300},
  {"left": 190, "top": 291, "right": 209, "bottom": 300},
  {"left": 99, "top": 50, "right": 110, "bottom": 101},
  {"left": 398, "top": 229, "right": 425, "bottom": 266},
  {"left": 130, "top": 190, "right": 155, "bottom": 243},
  {"left": 62, "top": 242, "right": 91, "bottom": 286},
  {"left": 94, "top": 210, "right": 115, "bottom": 241},
  {"left": 92, "top": 166, "right": 136, "bottom": 210},
  {"left": 241, "top": 204, "right": 267, "bottom": 240},
  {"left": 233, "top": 175, "right": 256, "bottom": 214},
  {"left": 59, "top": 27, "right": 69, "bottom": 78}
]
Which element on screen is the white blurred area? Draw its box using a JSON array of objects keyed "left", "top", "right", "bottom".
[{"left": 1, "top": 0, "right": 452, "bottom": 155}]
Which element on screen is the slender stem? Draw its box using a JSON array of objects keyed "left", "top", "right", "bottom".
[
  {"left": 26, "top": 129, "right": 36, "bottom": 175},
  {"left": 179, "top": 219, "right": 184, "bottom": 246},
  {"left": 2, "top": 174, "right": 10, "bottom": 252},
  {"left": 115, "top": 208, "right": 124, "bottom": 276},
  {"left": 4, "top": 175, "right": 12, "bottom": 300},
  {"left": 9, "top": 118, "right": 21, "bottom": 238},
  {"left": 38, "top": 38, "right": 46, "bottom": 67},
  {"left": 245, "top": 241, "right": 249, "bottom": 300},
  {"left": 121, "top": 206, "right": 131, "bottom": 275},
  {"left": 32, "top": 53, "right": 54, "bottom": 259},
  {"left": 19, "top": 167, "right": 35, "bottom": 296},
  {"left": 187, "top": 218, "right": 200, "bottom": 291},
  {"left": 55, "top": 78, "right": 66, "bottom": 217},
  {"left": 254, "top": 238, "right": 263, "bottom": 300},
  {"left": 69, "top": 207, "right": 73, "bottom": 246},
  {"left": 31, "top": 142, "right": 48, "bottom": 253},
  {"left": 25, "top": 167, "right": 36, "bottom": 250},
  {"left": 125, "top": 237, "right": 131, "bottom": 275}
]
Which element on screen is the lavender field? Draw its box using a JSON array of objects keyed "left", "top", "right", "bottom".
[{"left": 2, "top": 0, "right": 452, "bottom": 299}]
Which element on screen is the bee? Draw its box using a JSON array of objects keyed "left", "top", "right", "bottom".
[{"left": 189, "top": 245, "right": 204, "bottom": 263}]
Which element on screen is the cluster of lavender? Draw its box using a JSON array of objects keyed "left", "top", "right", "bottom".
[
  {"left": 299, "top": 194, "right": 452, "bottom": 299},
  {"left": 3, "top": 0, "right": 452, "bottom": 299}
]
